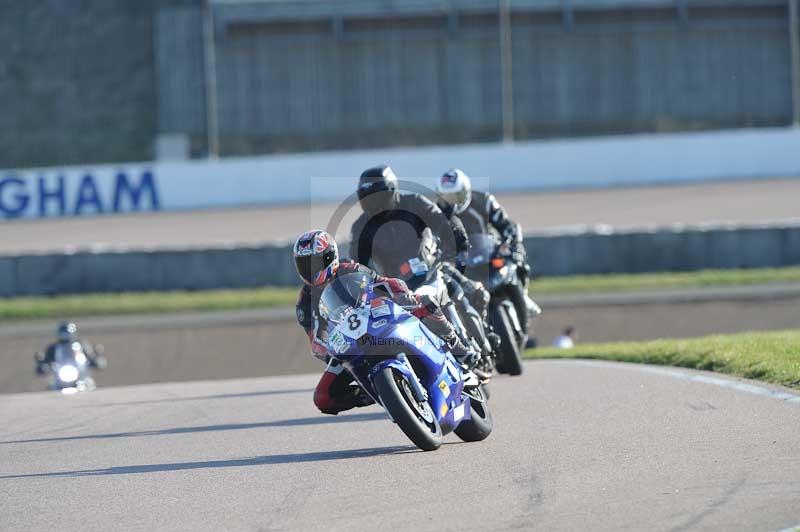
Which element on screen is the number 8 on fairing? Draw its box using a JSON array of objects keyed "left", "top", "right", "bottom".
[{"left": 348, "top": 314, "right": 362, "bottom": 331}]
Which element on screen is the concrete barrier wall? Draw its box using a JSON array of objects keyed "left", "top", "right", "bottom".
[
  {"left": 524, "top": 222, "right": 800, "bottom": 276},
  {"left": 0, "top": 246, "right": 297, "bottom": 297},
  {"left": 4, "top": 127, "right": 800, "bottom": 220},
  {"left": 2, "top": 222, "right": 799, "bottom": 297}
]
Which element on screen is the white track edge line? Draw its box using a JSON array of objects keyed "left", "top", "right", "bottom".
[{"left": 546, "top": 359, "right": 800, "bottom": 405}]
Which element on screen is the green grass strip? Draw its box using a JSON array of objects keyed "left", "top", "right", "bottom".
[
  {"left": 531, "top": 267, "right": 800, "bottom": 296},
  {"left": 0, "top": 288, "right": 299, "bottom": 322},
  {"left": 1, "top": 266, "right": 799, "bottom": 323},
  {"left": 525, "top": 330, "right": 800, "bottom": 389}
]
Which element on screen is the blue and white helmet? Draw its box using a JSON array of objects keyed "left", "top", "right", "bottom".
[{"left": 437, "top": 169, "right": 472, "bottom": 214}]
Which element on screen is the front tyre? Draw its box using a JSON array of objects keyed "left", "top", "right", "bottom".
[
  {"left": 454, "top": 385, "right": 493, "bottom": 442},
  {"left": 488, "top": 304, "right": 524, "bottom": 376},
  {"left": 373, "top": 367, "right": 442, "bottom": 451}
]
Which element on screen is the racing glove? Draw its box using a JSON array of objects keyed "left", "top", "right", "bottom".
[
  {"left": 311, "top": 338, "right": 330, "bottom": 363},
  {"left": 455, "top": 250, "right": 469, "bottom": 274}
]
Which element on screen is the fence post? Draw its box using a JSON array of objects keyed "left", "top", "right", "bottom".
[
  {"left": 790, "top": 0, "right": 800, "bottom": 125},
  {"left": 499, "top": 0, "right": 515, "bottom": 143},
  {"left": 202, "top": 0, "right": 221, "bottom": 157}
]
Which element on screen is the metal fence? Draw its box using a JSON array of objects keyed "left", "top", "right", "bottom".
[
  {"left": 1, "top": 0, "right": 799, "bottom": 168},
  {"left": 159, "top": 0, "right": 800, "bottom": 158}
]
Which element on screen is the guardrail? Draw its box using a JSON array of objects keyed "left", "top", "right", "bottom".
[
  {"left": 2, "top": 221, "right": 798, "bottom": 297},
  {"left": 525, "top": 221, "right": 800, "bottom": 276}
]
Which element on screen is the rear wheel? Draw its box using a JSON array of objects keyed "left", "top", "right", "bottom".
[
  {"left": 488, "top": 304, "right": 524, "bottom": 376},
  {"left": 454, "top": 385, "right": 493, "bottom": 442},
  {"left": 373, "top": 367, "right": 442, "bottom": 451}
]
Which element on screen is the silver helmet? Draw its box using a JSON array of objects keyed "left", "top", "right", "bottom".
[{"left": 436, "top": 169, "right": 472, "bottom": 214}]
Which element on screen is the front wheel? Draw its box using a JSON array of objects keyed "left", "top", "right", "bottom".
[
  {"left": 454, "top": 385, "right": 493, "bottom": 442},
  {"left": 373, "top": 367, "right": 442, "bottom": 451},
  {"left": 488, "top": 304, "right": 524, "bottom": 376}
]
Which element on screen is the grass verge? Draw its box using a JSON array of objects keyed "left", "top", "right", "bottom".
[
  {"left": 531, "top": 266, "right": 800, "bottom": 296},
  {"left": 1, "top": 266, "right": 799, "bottom": 323},
  {"left": 525, "top": 330, "right": 800, "bottom": 390},
  {"left": 0, "top": 288, "right": 300, "bottom": 322}
]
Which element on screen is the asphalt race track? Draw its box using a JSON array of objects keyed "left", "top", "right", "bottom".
[
  {"left": 2, "top": 178, "right": 799, "bottom": 254},
  {"left": 2, "top": 361, "right": 799, "bottom": 532}
]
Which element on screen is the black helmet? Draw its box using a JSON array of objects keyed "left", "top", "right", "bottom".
[
  {"left": 357, "top": 165, "right": 400, "bottom": 215},
  {"left": 292, "top": 230, "right": 340, "bottom": 287},
  {"left": 57, "top": 321, "right": 77, "bottom": 342}
]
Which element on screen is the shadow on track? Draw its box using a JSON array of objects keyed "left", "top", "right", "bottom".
[
  {"left": 1, "top": 411, "right": 386, "bottom": 445},
  {"left": 84, "top": 388, "right": 315, "bottom": 408},
  {"left": 0, "top": 445, "right": 416, "bottom": 479}
]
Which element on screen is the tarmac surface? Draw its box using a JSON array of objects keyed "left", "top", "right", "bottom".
[
  {"left": 2, "top": 178, "right": 799, "bottom": 254},
  {"left": 1, "top": 360, "right": 799, "bottom": 532}
]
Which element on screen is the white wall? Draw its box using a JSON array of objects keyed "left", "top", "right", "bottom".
[{"left": 2, "top": 127, "right": 799, "bottom": 220}]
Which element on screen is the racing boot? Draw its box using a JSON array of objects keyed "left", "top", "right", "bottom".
[
  {"left": 346, "top": 384, "right": 376, "bottom": 408},
  {"left": 464, "top": 280, "right": 490, "bottom": 319},
  {"left": 486, "top": 330, "right": 502, "bottom": 353},
  {"left": 525, "top": 294, "right": 541, "bottom": 317},
  {"left": 517, "top": 262, "right": 541, "bottom": 318},
  {"left": 445, "top": 333, "right": 481, "bottom": 369}
]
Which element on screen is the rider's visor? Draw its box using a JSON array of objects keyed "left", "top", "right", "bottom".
[
  {"left": 357, "top": 181, "right": 391, "bottom": 201},
  {"left": 295, "top": 254, "right": 328, "bottom": 283}
]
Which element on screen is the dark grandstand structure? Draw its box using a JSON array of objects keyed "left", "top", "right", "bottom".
[{"left": 2, "top": 0, "right": 798, "bottom": 167}]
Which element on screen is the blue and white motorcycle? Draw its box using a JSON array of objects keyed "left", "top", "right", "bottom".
[{"left": 320, "top": 271, "right": 493, "bottom": 451}]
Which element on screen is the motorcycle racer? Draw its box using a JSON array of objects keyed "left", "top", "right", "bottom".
[
  {"left": 293, "top": 230, "right": 479, "bottom": 415},
  {"left": 349, "top": 165, "right": 470, "bottom": 277},
  {"left": 35, "top": 321, "right": 107, "bottom": 375},
  {"left": 436, "top": 169, "right": 539, "bottom": 315}
]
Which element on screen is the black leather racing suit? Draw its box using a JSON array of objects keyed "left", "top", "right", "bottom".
[
  {"left": 36, "top": 340, "right": 101, "bottom": 374},
  {"left": 349, "top": 192, "right": 469, "bottom": 278},
  {"left": 439, "top": 190, "right": 530, "bottom": 285}
]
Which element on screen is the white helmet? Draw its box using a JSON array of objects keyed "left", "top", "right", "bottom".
[{"left": 436, "top": 169, "right": 472, "bottom": 214}]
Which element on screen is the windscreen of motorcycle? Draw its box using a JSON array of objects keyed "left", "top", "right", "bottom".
[
  {"left": 467, "top": 234, "right": 497, "bottom": 266},
  {"left": 319, "top": 272, "right": 371, "bottom": 324}
]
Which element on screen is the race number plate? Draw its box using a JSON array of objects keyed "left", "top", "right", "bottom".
[{"left": 337, "top": 307, "right": 371, "bottom": 339}]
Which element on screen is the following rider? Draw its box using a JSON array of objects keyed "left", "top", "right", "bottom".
[
  {"left": 349, "top": 165, "right": 492, "bottom": 344},
  {"left": 35, "top": 322, "right": 107, "bottom": 375},
  {"left": 435, "top": 169, "right": 539, "bottom": 316}
]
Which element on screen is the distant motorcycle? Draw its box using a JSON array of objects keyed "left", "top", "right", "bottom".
[
  {"left": 464, "top": 233, "right": 534, "bottom": 376},
  {"left": 320, "top": 271, "right": 493, "bottom": 451},
  {"left": 35, "top": 342, "right": 101, "bottom": 393}
]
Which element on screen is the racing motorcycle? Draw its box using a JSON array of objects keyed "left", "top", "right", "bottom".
[
  {"left": 464, "top": 233, "right": 532, "bottom": 376},
  {"left": 320, "top": 271, "right": 493, "bottom": 451},
  {"left": 35, "top": 342, "right": 99, "bottom": 393}
]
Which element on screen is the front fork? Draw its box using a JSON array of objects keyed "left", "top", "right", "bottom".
[
  {"left": 444, "top": 301, "right": 483, "bottom": 355},
  {"left": 443, "top": 276, "right": 490, "bottom": 356},
  {"left": 397, "top": 353, "right": 429, "bottom": 403}
]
